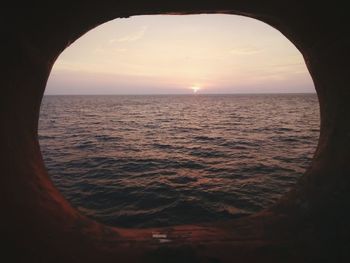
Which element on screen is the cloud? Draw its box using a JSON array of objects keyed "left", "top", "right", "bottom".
[
  {"left": 229, "top": 46, "right": 262, "bottom": 55},
  {"left": 93, "top": 47, "right": 127, "bottom": 54},
  {"left": 112, "top": 48, "right": 128, "bottom": 53},
  {"left": 110, "top": 26, "right": 148, "bottom": 43}
]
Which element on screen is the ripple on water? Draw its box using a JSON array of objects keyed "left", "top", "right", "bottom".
[{"left": 39, "top": 94, "right": 319, "bottom": 227}]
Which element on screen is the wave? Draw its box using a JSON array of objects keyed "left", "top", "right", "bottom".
[{"left": 39, "top": 94, "right": 319, "bottom": 227}]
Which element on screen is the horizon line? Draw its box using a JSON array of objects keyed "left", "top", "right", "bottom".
[{"left": 44, "top": 92, "right": 317, "bottom": 96}]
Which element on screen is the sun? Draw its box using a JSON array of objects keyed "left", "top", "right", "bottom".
[{"left": 191, "top": 86, "right": 201, "bottom": 93}]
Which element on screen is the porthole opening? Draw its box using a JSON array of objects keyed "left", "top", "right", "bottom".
[{"left": 39, "top": 14, "right": 319, "bottom": 228}]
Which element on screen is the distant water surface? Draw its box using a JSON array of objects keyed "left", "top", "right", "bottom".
[{"left": 39, "top": 94, "right": 319, "bottom": 227}]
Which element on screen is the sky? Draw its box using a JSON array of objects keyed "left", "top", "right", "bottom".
[{"left": 46, "top": 14, "right": 315, "bottom": 95}]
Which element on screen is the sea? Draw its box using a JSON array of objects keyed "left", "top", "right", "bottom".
[{"left": 39, "top": 94, "right": 319, "bottom": 228}]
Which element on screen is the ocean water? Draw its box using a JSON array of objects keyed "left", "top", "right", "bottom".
[{"left": 39, "top": 94, "right": 319, "bottom": 228}]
